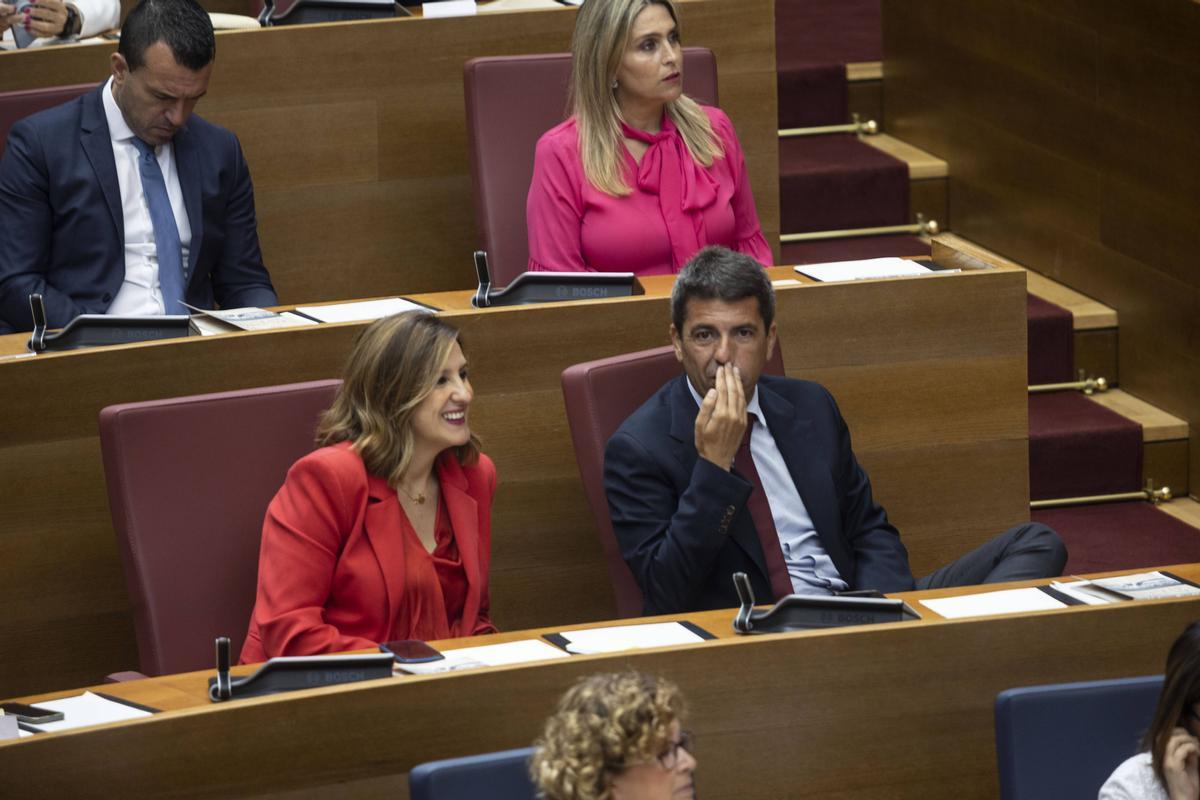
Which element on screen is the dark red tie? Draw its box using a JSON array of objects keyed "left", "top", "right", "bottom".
[{"left": 733, "top": 416, "right": 794, "bottom": 600}]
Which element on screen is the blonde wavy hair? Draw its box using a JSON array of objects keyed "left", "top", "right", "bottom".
[
  {"left": 530, "top": 672, "right": 686, "bottom": 800},
  {"left": 569, "top": 0, "right": 723, "bottom": 196},
  {"left": 316, "top": 311, "right": 480, "bottom": 487}
]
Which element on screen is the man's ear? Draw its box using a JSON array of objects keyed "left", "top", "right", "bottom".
[
  {"left": 111, "top": 52, "right": 129, "bottom": 86},
  {"left": 669, "top": 324, "right": 684, "bottom": 363},
  {"left": 765, "top": 322, "right": 778, "bottom": 363}
]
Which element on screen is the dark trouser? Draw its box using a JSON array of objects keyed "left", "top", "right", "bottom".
[{"left": 916, "top": 523, "right": 1067, "bottom": 590}]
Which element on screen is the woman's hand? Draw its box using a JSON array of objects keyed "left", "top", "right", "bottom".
[
  {"left": 0, "top": 2, "right": 19, "bottom": 30},
  {"left": 21, "top": 0, "right": 71, "bottom": 38},
  {"left": 1164, "top": 727, "right": 1200, "bottom": 800}
]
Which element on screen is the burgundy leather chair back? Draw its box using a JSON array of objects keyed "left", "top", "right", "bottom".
[
  {"left": 464, "top": 48, "right": 718, "bottom": 288},
  {"left": 99, "top": 379, "right": 341, "bottom": 676},
  {"left": 0, "top": 83, "right": 94, "bottom": 156},
  {"left": 561, "top": 342, "right": 783, "bottom": 617}
]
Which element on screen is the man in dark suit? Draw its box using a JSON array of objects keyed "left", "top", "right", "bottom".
[
  {"left": 604, "top": 246, "right": 1066, "bottom": 615},
  {"left": 0, "top": 0, "right": 276, "bottom": 334}
]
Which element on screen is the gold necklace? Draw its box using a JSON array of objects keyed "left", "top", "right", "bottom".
[{"left": 398, "top": 475, "right": 437, "bottom": 505}]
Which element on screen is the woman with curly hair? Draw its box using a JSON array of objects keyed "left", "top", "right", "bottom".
[{"left": 531, "top": 671, "right": 697, "bottom": 800}]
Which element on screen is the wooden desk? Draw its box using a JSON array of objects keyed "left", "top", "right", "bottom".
[
  {"left": 5, "top": 566, "right": 1197, "bottom": 799},
  {"left": 0, "top": 238, "right": 1030, "bottom": 695},
  {"left": 0, "top": 0, "right": 781, "bottom": 303}
]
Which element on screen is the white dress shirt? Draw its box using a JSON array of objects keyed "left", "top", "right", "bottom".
[
  {"left": 100, "top": 76, "right": 193, "bottom": 316},
  {"left": 688, "top": 378, "right": 849, "bottom": 595}
]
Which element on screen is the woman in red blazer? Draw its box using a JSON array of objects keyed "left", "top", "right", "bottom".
[{"left": 241, "top": 312, "right": 497, "bottom": 662}]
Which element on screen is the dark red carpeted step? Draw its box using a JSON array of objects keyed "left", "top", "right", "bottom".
[
  {"left": 1027, "top": 295, "right": 1074, "bottom": 384},
  {"left": 778, "top": 63, "right": 848, "bottom": 128},
  {"left": 1029, "top": 392, "right": 1143, "bottom": 501},
  {"left": 781, "top": 234, "right": 930, "bottom": 265},
  {"left": 1032, "top": 501, "right": 1200, "bottom": 574},
  {"left": 779, "top": 135, "right": 909, "bottom": 234}
]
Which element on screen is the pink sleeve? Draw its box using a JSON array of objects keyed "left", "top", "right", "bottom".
[
  {"left": 714, "top": 110, "right": 774, "bottom": 267},
  {"left": 252, "top": 453, "right": 375, "bottom": 657},
  {"left": 526, "top": 130, "right": 590, "bottom": 272}
]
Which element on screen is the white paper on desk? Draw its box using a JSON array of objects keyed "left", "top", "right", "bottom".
[
  {"left": 771, "top": 279, "right": 803, "bottom": 287},
  {"left": 396, "top": 639, "right": 569, "bottom": 675},
  {"left": 294, "top": 298, "right": 435, "bottom": 324},
  {"left": 795, "top": 257, "right": 934, "bottom": 282},
  {"left": 421, "top": 0, "right": 476, "bottom": 18},
  {"left": 919, "top": 587, "right": 1067, "bottom": 619},
  {"left": 0, "top": 714, "right": 18, "bottom": 740},
  {"left": 26, "top": 691, "right": 151, "bottom": 733},
  {"left": 1049, "top": 580, "right": 1122, "bottom": 605},
  {"left": 560, "top": 622, "right": 706, "bottom": 655}
]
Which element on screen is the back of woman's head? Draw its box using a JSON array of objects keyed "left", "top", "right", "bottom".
[
  {"left": 1142, "top": 621, "right": 1200, "bottom": 782},
  {"left": 530, "top": 671, "right": 685, "bottom": 800},
  {"left": 317, "top": 311, "right": 479, "bottom": 485}
]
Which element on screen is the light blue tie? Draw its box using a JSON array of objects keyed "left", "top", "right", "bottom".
[{"left": 131, "top": 138, "right": 185, "bottom": 315}]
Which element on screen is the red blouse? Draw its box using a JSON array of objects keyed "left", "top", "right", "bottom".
[{"left": 398, "top": 495, "right": 473, "bottom": 641}]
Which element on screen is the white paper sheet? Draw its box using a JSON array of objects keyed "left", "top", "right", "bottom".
[
  {"left": 26, "top": 691, "right": 152, "bottom": 733},
  {"left": 794, "top": 257, "right": 937, "bottom": 282},
  {"left": 919, "top": 587, "right": 1067, "bottom": 619},
  {"left": 397, "top": 639, "right": 569, "bottom": 675},
  {"left": 421, "top": 0, "right": 476, "bottom": 18},
  {"left": 294, "top": 298, "right": 435, "bottom": 324},
  {"left": 559, "top": 622, "right": 706, "bottom": 655},
  {"left": 0, "top": 714, "right": 18, "bottom": 740}
]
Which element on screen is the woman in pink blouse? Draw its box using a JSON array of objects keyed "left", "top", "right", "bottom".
[{"left": 526, "top": 0, "right": 773, "bottom": 276}]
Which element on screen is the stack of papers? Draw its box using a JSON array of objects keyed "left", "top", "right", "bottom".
[
  {"left": 187, "top": 306, "right": 318, "bottom": 335},
  {"left": 294, "top": 298, "right": 435, "bottom": 324},
  {"left": 19, "top": 691, "right": 152, "bottom": 734},
  {"left": 794, "top": 257, "right": 944, "bottom": 282},
  {"left": 396, "top": 639, "right": 569, "bottom": 675},
  {"left": 1053, "top": 571, "right": 1200, "bottom": 605},
  {"left": 919, "top": 587, "right": 1067, "bottom": 619},
  {"left": 553, "top": 622, "right": 709, "bottom": 655}
]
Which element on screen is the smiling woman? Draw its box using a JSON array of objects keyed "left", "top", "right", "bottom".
[
  {"left": 525, "top": 0, "right": 772, "bottom": 276},
  {"left": 240, "top": 311, "right": 498, "bottom": 662}
]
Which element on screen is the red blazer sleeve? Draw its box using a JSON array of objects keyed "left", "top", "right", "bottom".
[
  {"left": 251, "top": 450, "right": 377, "bottom": 657},
  {"left": 526, "top": 124, "right": 590, "bottom": 272},
  {"left": 469, "top": 455, "right": 499, "bottom": 635},
  {"left": 710, "top": 108, "right": 774, "bottom": 267}
]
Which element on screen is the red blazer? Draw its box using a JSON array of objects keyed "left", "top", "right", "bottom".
[{"left": 240, "top": 442, "right": 497, "bottom": 662}]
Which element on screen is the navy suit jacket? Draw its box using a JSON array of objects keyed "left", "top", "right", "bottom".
[
  {"left": 604, "top": 374, "right": 915, "bottom": 615},
  {"left": 0, "top": 84, "right": 277, "bottom": 333}
]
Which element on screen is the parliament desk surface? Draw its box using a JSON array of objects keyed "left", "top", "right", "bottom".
[
  {"left": 0, "top": 239, "right": 1030, "bottom": 696},
  {"left": 4, "top": 565, "right": 1198, "bottom": 799}
]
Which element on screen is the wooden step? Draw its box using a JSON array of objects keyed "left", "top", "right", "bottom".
[
  {"left": 1159, "top": 497, "right": 1200, "bottom": 530},
  {"left": 860, "top": 134, "right": 948, "bottom": 235},
  {"left": 935, "top": 234, "right": 1119, "bottom": 382},
  {"left": 846, "top": 62, "right": 882, "bottom": 127},
  {"left": 1088, "top": 390, "right": 1190, "bottom": 496}
]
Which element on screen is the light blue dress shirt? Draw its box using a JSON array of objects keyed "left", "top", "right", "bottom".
[{"left": 688, "top": 379, "right": 848, "bottom": 595}]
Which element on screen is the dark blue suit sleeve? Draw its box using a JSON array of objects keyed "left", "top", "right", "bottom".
[
  {"left": 0, "top": 120, "right": 86, "bottom": 333},
  {"left": 604, "top": 429, "right": 753, "bottom": 613},
  {"left": 209, "top": 133, "right": 276, "bottom": 309},
  {"left": 824, "top": 389, "right": 915, "bottom": 592}
]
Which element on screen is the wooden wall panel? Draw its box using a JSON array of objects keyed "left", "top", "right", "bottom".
[
  {"left": 0, "top": 252, "right": 1028, "bottom": 696},
  {"left": 0, "top": 0, "right": 780, "bottom": 303},
  {"left": 884, "top": 0, "right": 1200, "bottom": 494}
]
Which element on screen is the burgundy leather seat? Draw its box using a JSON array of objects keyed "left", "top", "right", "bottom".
[
  {"left": 464, "top": 48, "right": 718, "bottom": 289},
  {"left": 0, "top": 83, "right": 94, "bottom": 155},
  {"left": 99, "top": 379, "right": 341, "bottom": 676},
  {"left": 561, "top": 343, "right": 783, "bottom": 617}
]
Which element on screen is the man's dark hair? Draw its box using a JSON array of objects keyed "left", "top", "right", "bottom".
[
  {"left": 119, "top": 0, "right": 215, "bottom": 72},
  {"left": 670, "top": 246, "right": 776, "bottom": 332}
]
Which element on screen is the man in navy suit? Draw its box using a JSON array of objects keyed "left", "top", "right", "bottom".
[
  {"left": 0, "top": 0, "right": 276, "bottom": 334},
  {"left": 604, "top": 246, "right": 1066, "bottom": 615}
]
